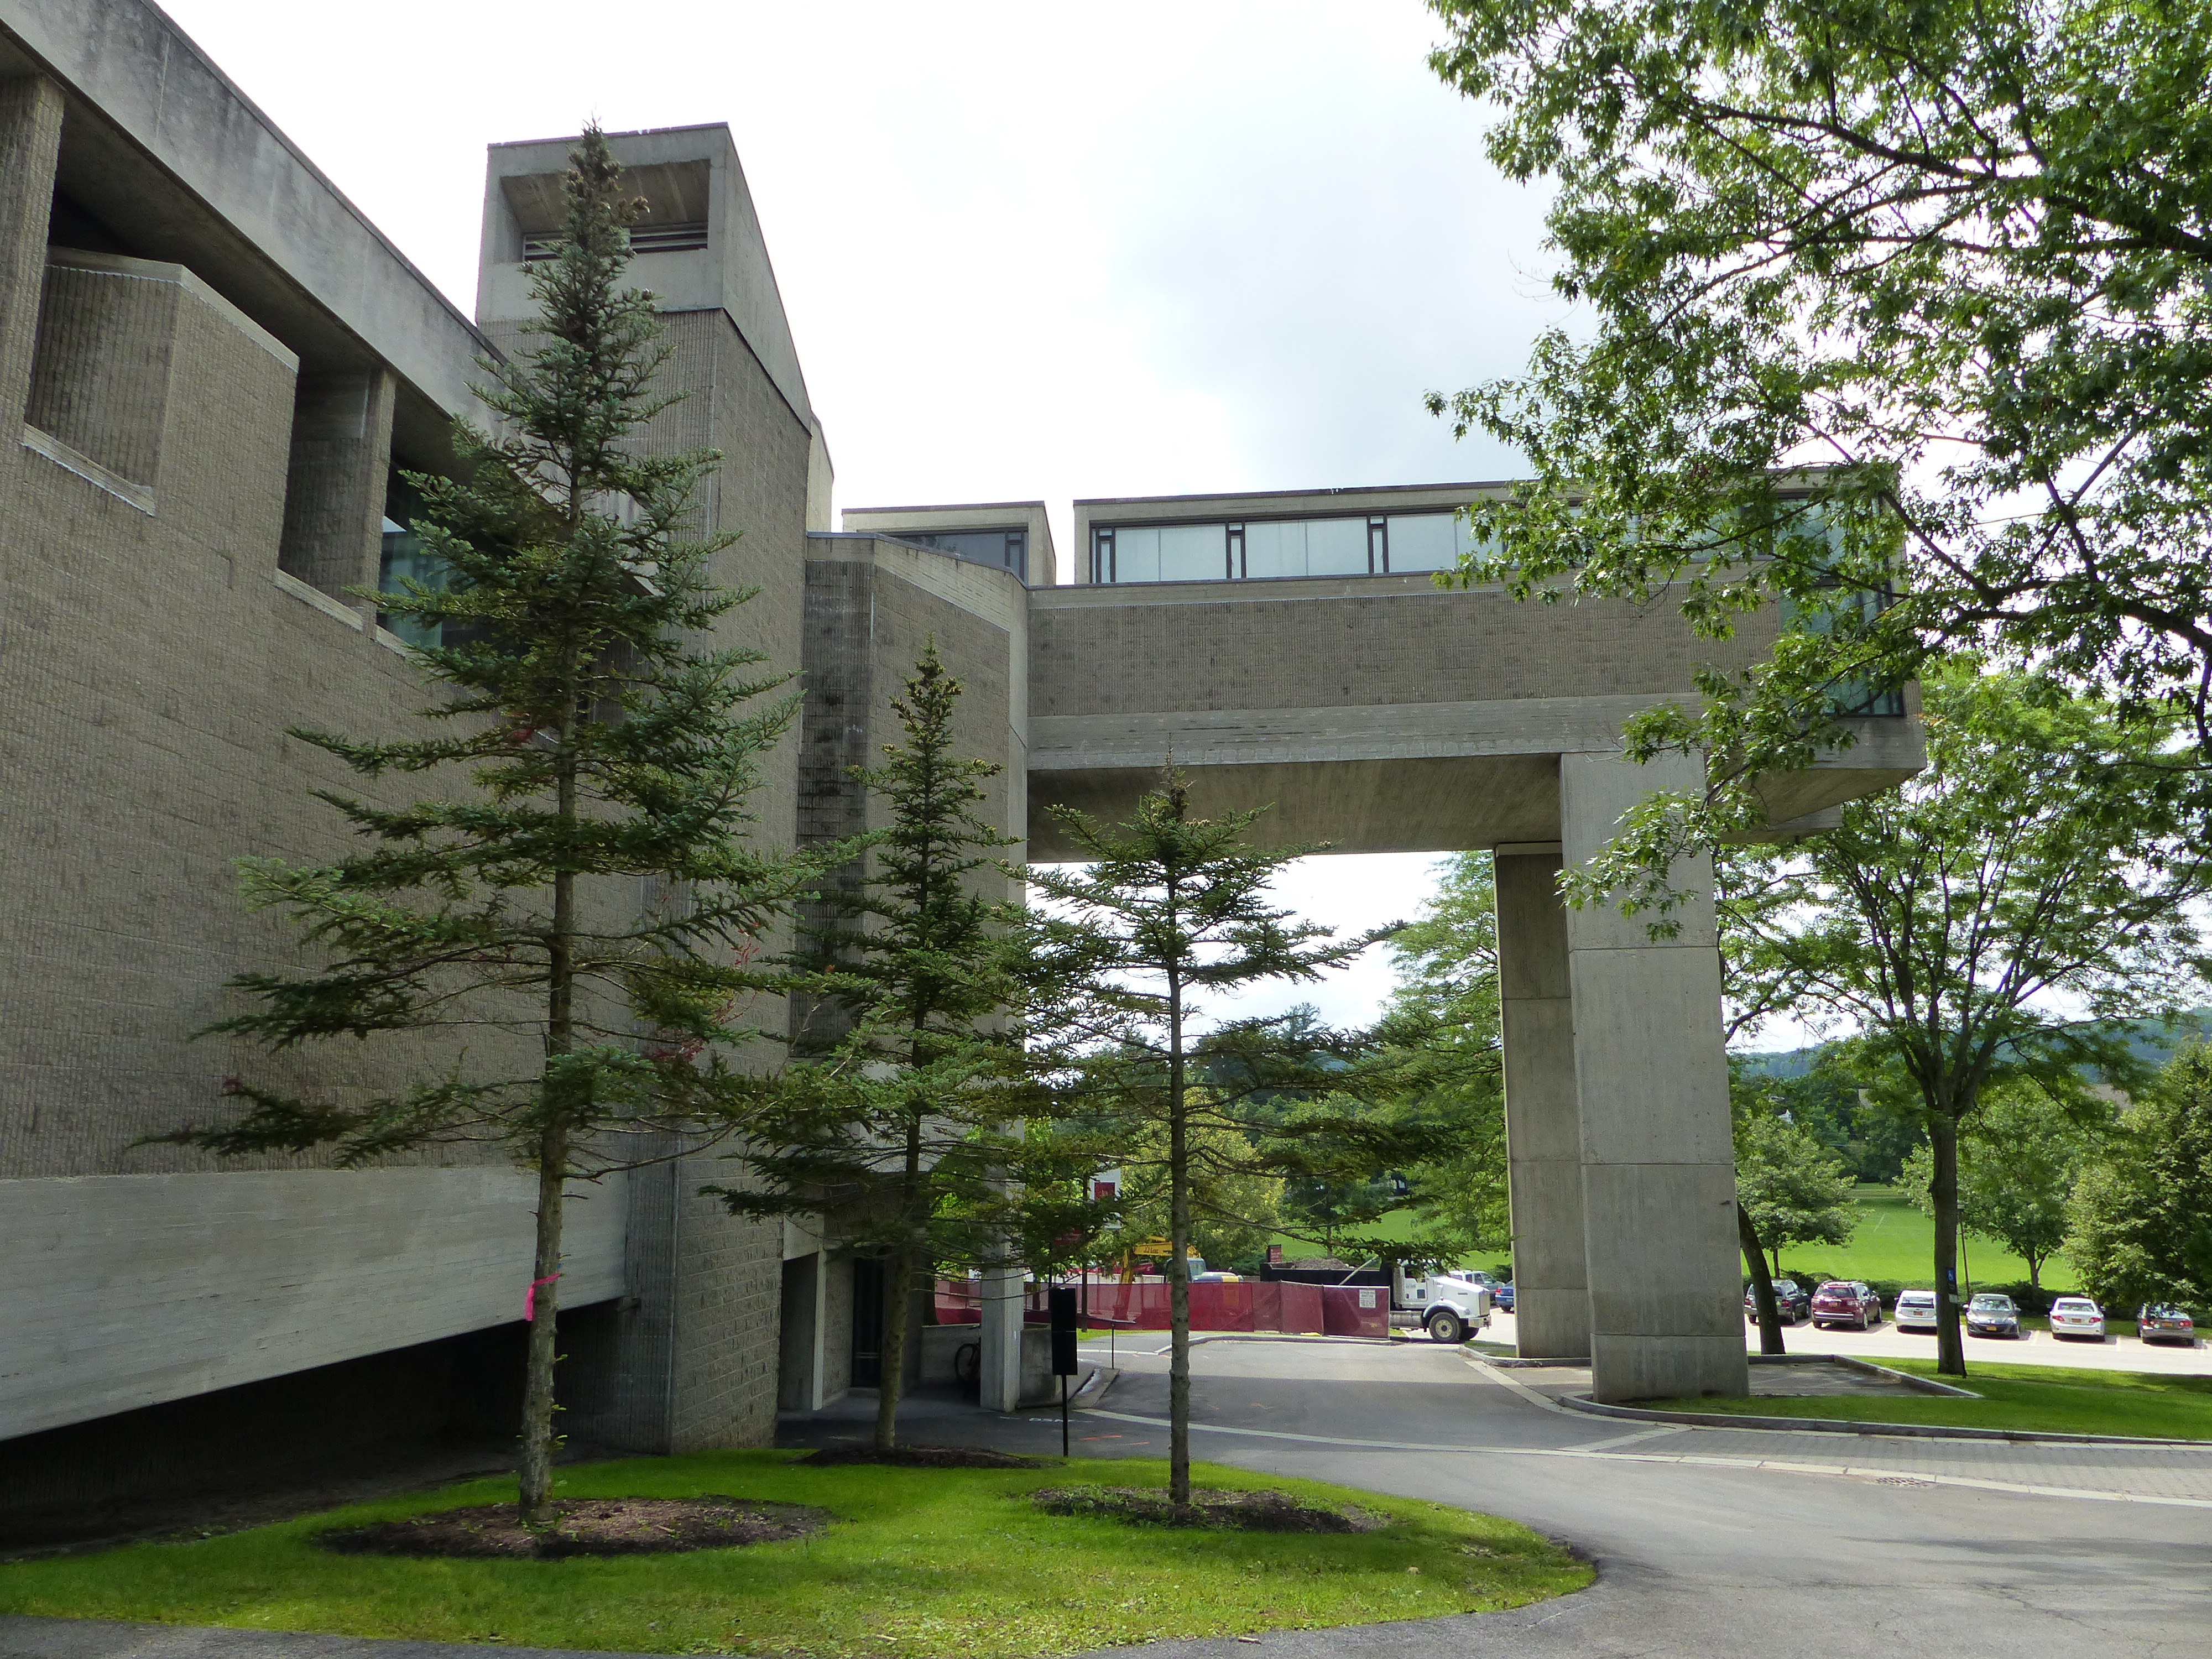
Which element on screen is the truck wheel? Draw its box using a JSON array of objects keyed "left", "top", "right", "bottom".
[{"left": 1427, "top": 1310, "right": 1467, "bottom": 1344}]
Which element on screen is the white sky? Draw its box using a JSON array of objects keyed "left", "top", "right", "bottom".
[{"left": 158, "top": 1, "right": 1814, "bottom": 1044}]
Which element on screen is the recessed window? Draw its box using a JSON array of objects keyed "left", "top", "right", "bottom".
[
  {"left": 379, "top": 476, "right": 446, "bottom": 648},
  {"left": 1091, "top": 509, "right": 1482, "bottom": 584},
  {"left": 524, "top": 221, "right": 709, "bottom": 262},
  {"left": 894, "top": 528, "right": 1027, "bottom": 576}
]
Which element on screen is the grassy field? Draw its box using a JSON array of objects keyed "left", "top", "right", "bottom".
[
  {"left": 1644, "top": 1359, "right": 2212, "bottom": 1439},
  {"left": 1768, "top": 1185, "right": 2072, "bottom": 1292},
  {"left": 0, "top": 1452, "right": 1589, "bottom": 1658}
]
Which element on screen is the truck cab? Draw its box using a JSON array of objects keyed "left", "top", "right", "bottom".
[{"left": 1392, "top": 1266, "right": 1490, "bottom": 1343}]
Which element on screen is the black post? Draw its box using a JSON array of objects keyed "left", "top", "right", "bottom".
[{"left": 1049, "top": 1284, "right": 1079, "bottom": 1459}]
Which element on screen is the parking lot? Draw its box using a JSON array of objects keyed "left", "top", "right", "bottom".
[{"left": 1485, "top": 1308, "right": 2212, "bottom": 1376}]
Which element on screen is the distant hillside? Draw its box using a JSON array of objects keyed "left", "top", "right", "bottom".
[{"left": 1733, "top": 1009, "right": 2212, "bottom": 1083}]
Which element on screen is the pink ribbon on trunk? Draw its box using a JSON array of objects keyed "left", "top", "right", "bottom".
[{"left": 524, "top": 1272, "right": 560, "bottom": 1322}]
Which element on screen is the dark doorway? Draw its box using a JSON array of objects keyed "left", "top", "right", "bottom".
[{"left": 851, "top": 1257, "right": 885, "bottom": 1388}]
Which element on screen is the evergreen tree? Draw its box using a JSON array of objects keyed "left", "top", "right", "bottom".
[
  {"left": 1025, "top": 775, "right": 1373, "bottom": 1506},
  {"left": 160, "top": 128, "right": 810, "bottom": 1522},
  {"left": 716, "top": 644, "right": 1025, "bottom": 1450}
]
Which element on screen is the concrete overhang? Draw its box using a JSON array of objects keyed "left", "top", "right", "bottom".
[{"left": 0, "top": 0, "right": 497, "bottom": 462}]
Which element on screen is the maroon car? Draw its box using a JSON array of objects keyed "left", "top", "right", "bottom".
[{"left": 1811, "top": 1280, "right": 1883, "bottom": 1331}]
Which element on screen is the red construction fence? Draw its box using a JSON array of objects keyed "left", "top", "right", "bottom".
[{"left": 933, "top": 1277, "right": 1389, "bottom": 1337}]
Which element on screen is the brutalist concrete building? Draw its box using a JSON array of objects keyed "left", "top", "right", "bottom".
[{"left": 0, "top": 1, "right": 1919, "bottom": 1528}]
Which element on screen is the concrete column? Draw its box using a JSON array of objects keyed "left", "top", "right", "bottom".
[
  {"left": 0, "top": 77, "right": 64, "bottom": 462},
  {"left": 1494, "top": 843, "right": 1591, "bottom": 1360},
  {"left": 1560, "top": 750, "right": 1749, "bottom": 1404},
  {"left": 279, "top": 368, "right": 397, "bottom": 603},
  {"left": 977, "top": 1264, "right": 1025, "bottom": 1412}
]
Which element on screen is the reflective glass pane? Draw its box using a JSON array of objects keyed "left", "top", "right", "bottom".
[
  {"left": 1386, "top": 513, "right": 1458, "bottom": 572},
  {"left": 1110, "top": 526, "right": 1160, "bottom": 583},
  {"left": 1305, "top": 515, "right": 1369, "bottom": 575},
  {"left": 1243, "top": 519, "right": 1306, "bottom": 578},
  {"left": 1158, "top": 523, "right": 1226, "bottom": 581},
  {"left": 1455, "top": 513, "right": 1491, "bottom": 564}
]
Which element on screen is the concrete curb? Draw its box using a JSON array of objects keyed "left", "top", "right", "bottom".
[{"left": 1556, "top": 1391, "right": 2211, "bottom": 1447}]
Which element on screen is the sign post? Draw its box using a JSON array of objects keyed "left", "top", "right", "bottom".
[{"left": 1049, "top": 1285, "right": 1079, "bottom": 1457}]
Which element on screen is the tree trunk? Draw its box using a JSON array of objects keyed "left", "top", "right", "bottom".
[
  {"left": 1929, "top": 1114, "right": 1966, "bottom": 1378},
  {"left": 875, "top": 1115, "right": 927, "bottom": 1451},
  {"left": 1166, "top": 968, "right": 1191, "bottom": 1509},
  {"left": 1739, "top": 1201, "right": 1785, "bottom": 1357},
  {"left": 518, "top": 1121, "right": 567, "bottom": 1524}
]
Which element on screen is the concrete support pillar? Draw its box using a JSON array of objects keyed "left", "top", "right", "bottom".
[
  {"left": 278, "top": 368, "right": 397, "bottom": 603},
  {"left": 1495, "top": 843, "right": 1590, "bottom": 1359},
  {"left": 0, "top": 77, "right": 64, "bottom": 467},
  {"left": 1560, "top": 750, "right": 1749, "bottom": 1404},
  {"left": 977, "top": 1264, "right": 1025, "bottom": 1412}
]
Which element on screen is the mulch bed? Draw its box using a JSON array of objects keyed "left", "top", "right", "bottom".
[
  {"left": 800, "top": 1445, "right": 1042, "bottom": 1469},
  {"left": 1031, "top": 1485, "right": 1389, "bottom": 1532},
  {"left": 317, "top": 1497, "right": 828, "bottom": 1559}
]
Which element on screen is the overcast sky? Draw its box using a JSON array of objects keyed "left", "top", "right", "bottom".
[{"left": 157, "top": 1, "right": 1807, "bottom": 1045}]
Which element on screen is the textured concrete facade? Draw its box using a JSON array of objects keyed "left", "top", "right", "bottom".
[{"left": 2, "top": 0, "right": 1922, "bottom": 1511}]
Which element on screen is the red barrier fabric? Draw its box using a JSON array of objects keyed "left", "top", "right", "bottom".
[
  {"left": 1320, "top": 1283, "right": 1390, "bottom": 1337},
  {"left": 1279, "top": 1281, "right": 1326, "bottom": 1334}
]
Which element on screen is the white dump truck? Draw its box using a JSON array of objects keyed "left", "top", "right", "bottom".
[{"left": 1392, "top": 1266, "right": 1492, "bottom": 1343}]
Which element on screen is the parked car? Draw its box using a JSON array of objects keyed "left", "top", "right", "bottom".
[
  {"left": 1492, "top": 1282, "right": 1515, "bottom": 1313},
  {"left": 2137, "top": 1302, "right": 2197, "bottom": 1345},
  {"left": 1966, "top": 1293, "right": 2022, "bottom": 1338},
  {"left": 1811, "top": 1280, "right": 1883, "bottom": 1330},
  {"left": 1893, "top": 1288, "right": 1940, "bottom": 1331},
  {"left": 2049, "top": 1296, "right": 2107, "bottom": 1340},
  {"left": 1745, "top": 1277, "right": 1811, "bottom": 1323}
]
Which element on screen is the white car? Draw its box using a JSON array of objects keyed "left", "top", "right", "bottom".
[
  {"left": 1893, "top": 1288, "right": 1940, "bottom": 1331},
  {"left": 2049, "top": 1297, "right": 2107, "bottom": 1341}
]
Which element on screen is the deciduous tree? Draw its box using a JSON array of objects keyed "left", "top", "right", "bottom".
[{"left": 1425, "top": 0, "right": 2212, "bottom": 904}]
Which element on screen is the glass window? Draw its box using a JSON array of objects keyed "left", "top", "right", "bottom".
[
  {"left": 379, "top": 477, "right": 446, "bottom": 649},
  {"left": 1386, "top": 513, "right": 1459, "bottom": 572},
  {"left": 1158, "top": 523, "right": 1226, "bottom": 581},
  {"left": 1305, "top": 515, "right": 1369, "bottom": 576},
  {"left": 897, "top": 528, "right": 1024, "bottom": 573},
  {"left": 1111, "top": 525, "right": 1161, "bottom": 584},
  {"left": 1243, "top": 519, "right": 1306, "bottom": 579}
]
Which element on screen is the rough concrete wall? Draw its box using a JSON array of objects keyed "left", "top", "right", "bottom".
[
  {"left": 278, "top": 368, "right": 395, "bottom": 601},
  {"left": 0, "top": 79, "right": 64, "bottom": 481},
  {"left": 0, "top": 1168, "right": 625, "bottom": 1441},
  {"left": 821, "top": 1251, "right": 854, "bottom": 1401},
  {"left": 1028, "top": 578, "right": 1777, "bottom": 722},
  {"left": 25, "top": 260, "right": 178, "bottom": 483}
]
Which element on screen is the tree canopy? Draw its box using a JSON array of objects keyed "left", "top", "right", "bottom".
[{"left": 1426, "top": 0, "right": 2212, "bottom": 897}]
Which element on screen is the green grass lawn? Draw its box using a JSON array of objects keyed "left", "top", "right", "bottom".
[
  {"left": 1770, "top": 1185, "right": 2070, "bottom": 1292},
  {"left": 1642, "top": 1358, "right": 2212, "bottom": 1439},
  {"left": 0, "top": 1452, "right": 1588, "bottom": 1658}
]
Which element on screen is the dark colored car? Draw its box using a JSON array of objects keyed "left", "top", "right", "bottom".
[
  {"left": 1745, "top": 1277, "right": 1811, "bottom": 1323},
  {"left": 2138, "top": 1303, "right": 2198, "bottom": 1345},
  {"left": 1492, "top": 1282, "right": 1515, "bottom": 1312},
  {"left": 1966, "top": 1292, "right": 2021, "bottom": 1338},
  {"left": 1811, "top": 1280, "right": 1882, "bottom": 1331}
]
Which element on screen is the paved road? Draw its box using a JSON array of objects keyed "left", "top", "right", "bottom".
[
  {"left": 954, "top": 1335, "right": 2212, "bottom": 1658},
  {"left": 9, "top": 1337, "right": 2210, "bottom": 1659}
]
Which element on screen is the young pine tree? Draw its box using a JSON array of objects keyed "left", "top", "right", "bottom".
[
  {"left": 163, "top": 128, "right": 811, "bottom": 1523},
  {"left": 1026, "top": 774, "right": 1368, "bottom": 1506},
  {"left": 719, "top": 644, "right": 1026, "bottom": 1450}
]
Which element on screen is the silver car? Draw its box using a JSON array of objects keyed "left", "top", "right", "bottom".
[
  {"left": 2049, "top": 1296, "right": 2106, "bottom": 1340},
  {"left": 1966, "top": 1293, "right": 2021, "bottom": 1338},
  {"left": 1893, "top": 1288, "right": 1939, "bottom": 1332}
]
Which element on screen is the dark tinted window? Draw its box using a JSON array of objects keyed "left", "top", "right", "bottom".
[{"left": 898, "top": 528, "right": 1026, "bottom": 576}]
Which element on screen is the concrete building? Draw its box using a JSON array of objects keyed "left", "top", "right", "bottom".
[{"left": 0, "top": 0, "right": 1918, "bottom": 1530}]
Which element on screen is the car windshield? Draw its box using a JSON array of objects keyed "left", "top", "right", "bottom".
[
  {"left": 1901, "top": 1291, "right": 1934, "bottom": 1302},
  {"left": 2146, "top": 1304, "right": 2187, "bottom": 1318},
  {"left": 2053, "top": 1300, "right": 2096, "bottom": 1312},
  {"left": 1969, "top": 1296, "right": 2012, "bottom": 1311},
  {"left": 1773, "top": 1280, "right": 1799, "bottom": 1294},
  {"left": 1817, "top": 1282, "right": 1854, "bottom": 1294}
]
